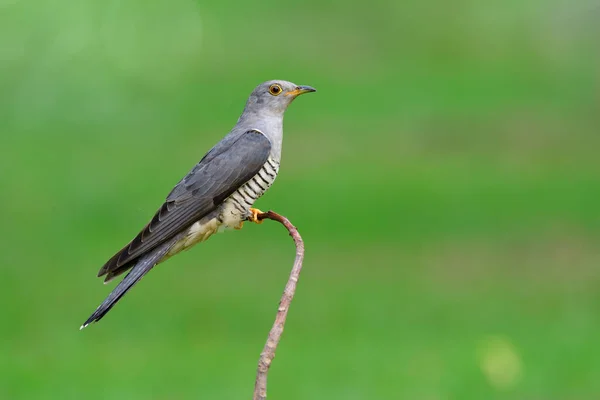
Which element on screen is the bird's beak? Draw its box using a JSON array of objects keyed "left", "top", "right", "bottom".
[{"left": 285, "top": 85, "right": 317, "bottom": 97}]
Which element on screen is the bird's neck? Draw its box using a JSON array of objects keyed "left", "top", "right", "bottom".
[{"left": 237, "top": 111, "right": 284, "bottom": 159}]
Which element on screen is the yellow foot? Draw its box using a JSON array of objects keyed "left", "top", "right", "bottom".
[
  {"left": 248, "top": 208, "right": 265, "bottom": 224},
  {"left": 234, "top": 221, "right": 244, "bottom": 230}
]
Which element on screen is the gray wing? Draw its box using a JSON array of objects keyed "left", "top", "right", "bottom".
[{"left": 98, "top": 129, "right": 271, "bottom": 280}]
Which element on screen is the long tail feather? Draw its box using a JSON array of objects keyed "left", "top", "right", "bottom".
[{"left": 80, "top": 239, "right": 175, "bottom": 329}]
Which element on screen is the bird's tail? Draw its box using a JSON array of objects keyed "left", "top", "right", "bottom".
[{"left": 80, "top": 239, "right": 175, "bottom": 329}]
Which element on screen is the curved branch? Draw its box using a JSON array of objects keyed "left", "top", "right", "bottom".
[{"left": 251, "top": 210, "right": 305, "bottom": 400}]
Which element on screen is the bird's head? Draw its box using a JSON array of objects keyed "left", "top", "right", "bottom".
[{"left": 243, "top": 80, "right": 316, "bottom": 117}]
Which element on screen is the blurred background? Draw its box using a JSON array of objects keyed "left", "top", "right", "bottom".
[{"left": 1, "top": 0, "right": 599, "bottom": 398}]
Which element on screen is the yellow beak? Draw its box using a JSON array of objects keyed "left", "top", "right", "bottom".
[{"left": 285, "top": 85, "right": 317, "bottom": 97}]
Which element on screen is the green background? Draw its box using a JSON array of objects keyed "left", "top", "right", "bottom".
[{"left": 1, "top": 0, "right": 599, "bottom": 398}]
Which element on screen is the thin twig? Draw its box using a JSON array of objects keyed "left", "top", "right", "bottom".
[{"left": 251, "top": 210, "right": 305, "bottom": 400}]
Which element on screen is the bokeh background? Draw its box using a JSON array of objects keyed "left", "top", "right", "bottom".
[{"left": 1, "top": 0, "right": 599, "bottom": 398}]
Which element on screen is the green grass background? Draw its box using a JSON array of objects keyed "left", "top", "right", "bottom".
[{"left": 1, "top": 0, "right": 599, "bottom": 398}]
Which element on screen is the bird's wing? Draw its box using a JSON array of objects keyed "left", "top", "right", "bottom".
[{"left": 98, "top": 129, "right": 271, "bottom": 279}]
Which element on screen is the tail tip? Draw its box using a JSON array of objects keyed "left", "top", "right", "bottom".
[{"left": 80, "top": 320, "right": 93, "bottom": 330}]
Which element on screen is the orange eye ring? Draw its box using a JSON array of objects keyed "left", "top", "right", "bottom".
[{"left": 269, "top": 84, "right": 282, "bottom": 96}]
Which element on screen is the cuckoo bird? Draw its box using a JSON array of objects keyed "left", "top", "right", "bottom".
[{"left": 81, "top": 80, "right": 316, "bottom": 329}]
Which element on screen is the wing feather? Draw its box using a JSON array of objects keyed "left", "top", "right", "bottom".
[{"left": 97, "top": 130, "right": 271, "bottom": 279}]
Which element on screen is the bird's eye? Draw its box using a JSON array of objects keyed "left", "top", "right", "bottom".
[{"left": 269, "top": 84, "right": 282, "bottom": 96}]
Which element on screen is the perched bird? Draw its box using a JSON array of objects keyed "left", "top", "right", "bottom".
[{"left": 81, "top": 80, "right": 316, "bottom": 329}]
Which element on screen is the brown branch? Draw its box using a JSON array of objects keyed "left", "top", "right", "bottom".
[{"left": 251, "top": 210, "right": 305, "bottom": 400}]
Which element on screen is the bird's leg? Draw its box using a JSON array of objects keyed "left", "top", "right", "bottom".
[{"left": 248, "top": 208, "right": 265, "bottom": 224}]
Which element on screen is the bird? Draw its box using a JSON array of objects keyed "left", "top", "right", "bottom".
[{"left": 81, "top": 80, "right": 316, "bottom": 329}]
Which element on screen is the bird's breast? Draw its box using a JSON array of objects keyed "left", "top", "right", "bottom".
[{"left": 218, "top": 157, "right": 280, "bottom": 229}]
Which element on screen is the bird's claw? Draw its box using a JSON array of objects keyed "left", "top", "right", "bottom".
[{"left": 248, "top": 208, "right": 264, "bottom": 224}]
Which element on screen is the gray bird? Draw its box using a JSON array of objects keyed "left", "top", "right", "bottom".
[{"left": 81, "top": 80, "right": 316, "bottom": 329}]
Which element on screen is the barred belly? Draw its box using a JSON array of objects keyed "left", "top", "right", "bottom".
[{"left": 218, "top": 157, "right": 280, "bottom": 230}]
